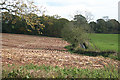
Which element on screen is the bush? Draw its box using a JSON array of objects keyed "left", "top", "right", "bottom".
[
  {"left": 61, "top": 14, "right": 92, "bottom": 50},
  {"left": 61, "top": 23, "right": 90, "bottom": 50}
]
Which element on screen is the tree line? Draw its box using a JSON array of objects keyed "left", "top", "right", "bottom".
[
  {"left": 2, "top": 12, "right": 69, "bottom": 37},
  {"left": 1, "top": 0, "right": 120, "bottom": 37},
  {"left": 2, "top": 12, "right": 120, "bottom": 37},
  {"left": 89, "top": 19, "right": 120, "bottom": 34}
]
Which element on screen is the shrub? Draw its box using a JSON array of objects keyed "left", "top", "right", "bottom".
[
  {"left": 62, "top": 22, "right": 88, "bottom": 47},
  {"left": 62, "top": 24, "right": 92, "bottom": 51}
]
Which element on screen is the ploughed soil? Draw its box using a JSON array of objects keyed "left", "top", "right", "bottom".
[{"left": 1, "top": 33, "right": 119, "bottom": 69}]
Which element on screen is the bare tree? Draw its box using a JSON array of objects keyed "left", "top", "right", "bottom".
[
  {"left": 75, "top": 10, "right": 94, "bottom": 23},
  {"left": 84, "top": 11, "right": 94, "bottom": 22}
]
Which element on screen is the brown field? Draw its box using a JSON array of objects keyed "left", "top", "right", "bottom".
[{"left": 1, "top": 33, "right": 119, "bottom": 69}]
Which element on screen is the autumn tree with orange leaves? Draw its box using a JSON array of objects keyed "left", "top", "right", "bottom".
[{"left": 0, "top": 0, "right": 46, "bottom": 34}]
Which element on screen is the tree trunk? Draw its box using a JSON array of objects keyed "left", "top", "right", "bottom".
[{"left": 80, "top": 43, "right": 87, "bottom": 49}]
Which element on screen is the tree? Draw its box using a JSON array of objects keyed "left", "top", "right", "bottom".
[
  {"left": 102, "top": 16, "right": 109, "bottom": 21},
  {"left": 106, "top": 19, "right": 119, "bottom": 34},
  {"left": 0, "top": 0, "right": 45, "bottom": 34},
  {"left": 61, "top": 14, "right": 90, "bottom": 50},
  {"left": 2, "top": 12, "right": 28, "bottom": 34},
  {"left": 96, "top": 19, "right": 107, "bottom": 33},
  {"left": 2, "top": 12, "right": 13, "bottom": 33},
  {"left": 89, "top": 21, "right": 97, "bottom": 33},
  {"left": 50, "top": 18, "right": 69, "bottom": 37},
  {"left": 73, "top": 14, "right": 91, "bottom": 33},
  {"left": 40, "top": 15, "right": 69, "bottom": 37},
  {"left": 39, "top": 15, "right": 56, "bottom": 36},
  {"left": 74, "top": 14, "right": 87, "bottom": 25},
  {"left": 84, "top": 11, "right": 94, "bottom": 22},
  {"left": 75, "top": 11, "right": 94, "bottom": 23},
  {"left": 89, "top": 18, "right": 120, "bottom": 34}
]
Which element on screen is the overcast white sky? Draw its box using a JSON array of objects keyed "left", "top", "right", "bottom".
[{"left": 34, "top": 0, "right": 119, "bottom": 21}]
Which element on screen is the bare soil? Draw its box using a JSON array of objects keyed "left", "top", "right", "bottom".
[{"left": 1, "top": 33, "right": 119, "bottom": 69}]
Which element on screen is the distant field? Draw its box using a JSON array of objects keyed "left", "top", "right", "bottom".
[{"left": 90, "top": 34, "right": 118, "bottom": 52}]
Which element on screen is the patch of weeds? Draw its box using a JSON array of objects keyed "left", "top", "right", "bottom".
[
  {"left": 12, "top": 64, "right": 15, "bottom": 66},
  {"left": 2, "top": 64, "right": 119, "bottom": 78},
  {"left": 65, "top": 45, "right": 119, "bottom": 61},
  {"left": 3, "top": 65, "right": 31, "bottom": 78},
  {"left": 108, "top": 54, "right": 120, "bottom": 61},
  {"left": 7, "top": 64, "right": 11, "bottom": 67},
  {"left": 64, "top": 45, "right": 76, "bottom": 53}
]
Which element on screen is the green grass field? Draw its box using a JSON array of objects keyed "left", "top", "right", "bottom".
[{"left": 90, "top": 34, "right": 119, "bottom": 52}]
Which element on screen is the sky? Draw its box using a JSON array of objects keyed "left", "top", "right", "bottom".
[{"left": 34, "top": 0, "right": 119, "bottom": 21}]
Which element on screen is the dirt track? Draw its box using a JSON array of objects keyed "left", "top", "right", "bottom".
[{"left": 1, "top": 33, "right": 119, "bottom": 69}]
